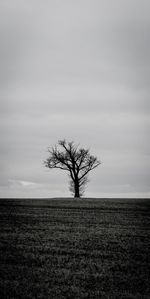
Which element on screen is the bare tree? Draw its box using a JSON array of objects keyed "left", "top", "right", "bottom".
[{"left": 44, "top": 140, "right": 101, "bottom": 198}]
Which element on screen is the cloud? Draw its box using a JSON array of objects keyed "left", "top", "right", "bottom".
[
  {"left": 8, "top": 179, "right": 38, "bottom": 188},
  {"left": 0, "top": 0, "right": 150, "bottom": 197}
]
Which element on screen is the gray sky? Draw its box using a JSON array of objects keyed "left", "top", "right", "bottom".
[{"left": 0, "top": 0, "right": 150, "bottom": 198}]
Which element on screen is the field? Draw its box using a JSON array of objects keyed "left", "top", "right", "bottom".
[{"left": 0, "top": 198, "right": 150, "bottom": 298}]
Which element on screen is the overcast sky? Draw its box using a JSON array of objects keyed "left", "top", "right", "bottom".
[{"left": 0, "top": 0, "right": 150, "bottom": 198}]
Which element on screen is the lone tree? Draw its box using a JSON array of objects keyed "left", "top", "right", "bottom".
[{"left": 44, "top": 140, "right": 101, "bottom": 198}]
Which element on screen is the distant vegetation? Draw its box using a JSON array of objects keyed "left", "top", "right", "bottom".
[
  {"left": 44, "top": 139, "right": 100, "bottom": 197},
  {"left": 0, "top": 198, "right": 150, "bottom": 298}
]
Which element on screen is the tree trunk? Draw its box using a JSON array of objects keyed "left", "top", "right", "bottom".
[{"left": 74, "top": 179, "right": 80, "bottom": 198}]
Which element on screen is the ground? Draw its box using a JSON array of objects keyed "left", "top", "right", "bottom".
[{"left": 0, "top": 198, "right": 150, "bottom": 298}]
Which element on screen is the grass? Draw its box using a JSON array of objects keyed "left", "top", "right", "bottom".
[{"left": 0, "top": 198, "right": 150, "bottom": 298}]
